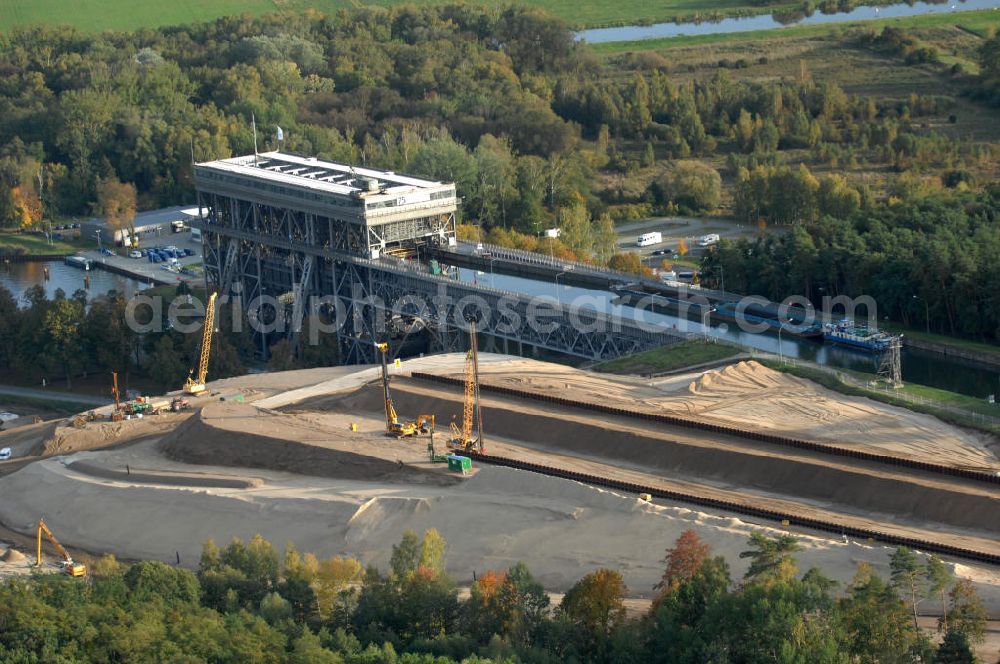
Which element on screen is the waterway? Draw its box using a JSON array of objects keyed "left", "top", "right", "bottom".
[
  {"left": 457, "top": 267, "right": 1000, "bottom": 399},
  {"left": 0, "top": 261, "right": 151, "bottom": 304},
  {"left": 2, "top": 258, "right": 997, "bottom": 400},
  {"left": 577, "top": 0, "right": 1000, "bottom": 43}
]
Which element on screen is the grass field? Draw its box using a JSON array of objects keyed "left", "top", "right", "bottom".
[
  {"left": 595, "top": 338, "right": 742, "bottom": 375},
  {"left": 0, "top": 0, "right": 844, "bottom": 33},
  {"left": 0, "top": 231, "right": 95, "bottom": 256}
]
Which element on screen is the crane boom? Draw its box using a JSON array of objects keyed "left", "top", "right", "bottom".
[
  {"left": 375, "top": 342, "right": 433, "bottom": 438},
  {"left": 184, "top": 292, "right": 218, "bottom": 395}
]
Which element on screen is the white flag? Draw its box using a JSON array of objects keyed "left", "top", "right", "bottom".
[{"left": 276, "top": 126, "right": 284, "bottom": 142}]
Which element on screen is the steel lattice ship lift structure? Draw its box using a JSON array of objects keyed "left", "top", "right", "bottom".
[{"left": 191, "top": 152, "right": 682, "bottom": 364}]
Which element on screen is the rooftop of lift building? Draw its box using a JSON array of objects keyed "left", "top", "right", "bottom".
[{"left": 194, "top": 152, "right": 457, "bottom": 205}]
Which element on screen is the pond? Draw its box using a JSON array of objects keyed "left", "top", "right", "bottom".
[{"left": 0, "top": 260, "right": 152, "bottom": 304}]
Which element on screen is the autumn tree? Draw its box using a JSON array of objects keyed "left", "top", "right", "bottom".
[
  {"left": 560, "top": 568, "right": 627, "bottom": 655},
  {"left": 654, "top": 529, "right": 711, "bottom": 604},
  {"left": 95, "top": 178, "right": 137, "bottom": 247},
  {"left": 608, "top": 251, "right": 650, "bottom": 276},
  {"left": 10, "top": 185, "right": 42, "bottom": 228}
]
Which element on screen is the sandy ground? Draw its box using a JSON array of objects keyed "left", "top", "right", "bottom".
[
  {"left": 0, "top": 352, "right": 997, "bottom": 640},
  {"left": 4, "top": 437, "right": 1000, "bottom": 615},
  {"left": 468, "top": 358, "right": 999, "bottom": 470}
]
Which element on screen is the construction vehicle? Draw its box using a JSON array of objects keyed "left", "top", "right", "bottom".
[
  {"left": 375, "top": 342, "right": 434, "bottom": 438},
  {"left": 449, "top": 320, "right": 485, "bottom": 453},
  {"left": 171, "top": 397, "right": 190, "bottom": 412},
  {"left": 184, "top": 291, "right": 218, "bottom": 396},
  {"left": 110, "top": 372, "right": 124, "bottom": 421},
  {"left": 36, "top": 518, "right": 86, "bottom": 577}
]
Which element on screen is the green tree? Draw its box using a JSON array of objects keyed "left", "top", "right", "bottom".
[
  {"left": 890, "top": 546, "right": 927, "bottom": 630},
  {"left": 124, "top": 560, "right": 201, "bottom": 606},
  {"left": 934, "top": 630, "right": 976, "bottom": 664},
  {"left": 655, "top": 162, "right": 721, "bottom": 213},
  {"left": 835, "top": 563, "right": 925, "bottom": 662},
  {"left": 42, "top": 297, "right": 84, "bottom": 388},
  {"left": 947, "top": 579, "right": 987, "bottom": 645},
  {"left": 418, "top": 528, "right": 447, "bottom": 576},
  {"left": 739, "top": 532, "right": 802, "bottom": 584},
  {"left": 557, "top": 202, "right": 594, "bottom": 258},
  {"left": 925, "top": 555, "right": 953, "bottom": 633}
]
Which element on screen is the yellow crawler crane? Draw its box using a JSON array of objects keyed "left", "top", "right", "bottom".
[
  {"left": 36, "top": 518, "right": 86, "bottom": 577},
  {"left": 449, "top": 320, "right": 484, "bottom": 453},
  {"left": 184, "top": 291, "right": 218, "bottom": 395},
  {"left": 375, "top": 342, "right": 433, "bottom": 438}
]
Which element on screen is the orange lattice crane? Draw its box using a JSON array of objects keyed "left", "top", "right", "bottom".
[
  {"left": 184, "top": 291, "right": 217, "bottom": 395},
  {"left": 449, "top": 320, "right": 484, "bottom": 453}
]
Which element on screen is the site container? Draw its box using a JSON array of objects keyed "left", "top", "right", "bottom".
[{"left": 447, "top": 455, "right": 472, "bottom": 473}]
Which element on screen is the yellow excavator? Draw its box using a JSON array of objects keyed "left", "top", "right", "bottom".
[
  {"left": 36, "top": 518, "right": 86, "bottom": 577},
  {"left": 449, "top": 320, "right": 485, "bottom": 454},
  {"left": 375, "top": 342, "right": 434, "bottom": 438},
  {"left": 184, "top": 291, "right": 218, "bottom": 396}
]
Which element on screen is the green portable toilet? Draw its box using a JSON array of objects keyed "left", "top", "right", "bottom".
[{"left": 447, "top": 455, "right": 472, "bottom": 474}]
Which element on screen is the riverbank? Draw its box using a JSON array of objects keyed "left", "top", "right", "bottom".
[
  {"left": 588, "top": 5, "right": 1000, "bottom": 51},
  {"left": 0, "top": 230, "right": 95, "bottom": 257},
  {"left": 882, "top": 325, "right": 1000, "bottom": 370}
]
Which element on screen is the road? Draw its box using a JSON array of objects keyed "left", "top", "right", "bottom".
[
  {"left": 614, "top": 215, "right": 777, "bottom": 263},
  {"left": 0, "top": 385, "right": 111, "bottom": 407}
]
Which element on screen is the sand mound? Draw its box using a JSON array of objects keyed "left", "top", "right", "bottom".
[
  {"left": 318, "top": 379, "right": 1000, "bottom": 535},
  {"left": 453, "top": 358, "right": 997, "bottom": 469},
  {"left": 1, "top": 547, "right": 26, "bottom": 563},
  {"left": 159, "top": 402, "right": 459, "bottom": 487}
]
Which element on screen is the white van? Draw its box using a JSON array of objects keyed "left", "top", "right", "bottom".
[
  {"left": 637, "top": 231, "right": 662, "bottom": 247},
  {"left": 698, "top": 233, "right": 720, "bottom": 247}
]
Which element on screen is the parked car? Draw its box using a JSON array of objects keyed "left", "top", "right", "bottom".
[
  {"left": 183, "top": 248, "right": 195, "bottom": 256},
  {"left": 0, "top": 447, "right": 10, "bottom": 460},
  {"left": 128, "top": 250, "right": 142, "bottom": 259}
]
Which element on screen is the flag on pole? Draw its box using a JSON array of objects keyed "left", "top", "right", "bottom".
[{"left": 276, "top": 126, "right": 284, "bottom": 142}]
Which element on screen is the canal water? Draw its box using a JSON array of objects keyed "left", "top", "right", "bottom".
[
  {"left": 3, "top": 259, "right": 996, "bottom": 399},
  {"left": 457, "top": 267, "right": 1000, "bottom": 399},
  {"left": 0, "top": 260, "right": 152, "bottom": 304},
  {"left": 577, "top": 0, "right": 1000, "bottom": 43}
]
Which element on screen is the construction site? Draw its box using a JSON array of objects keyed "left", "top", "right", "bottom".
[
  {"left": 1, "top": 154, "right": 999, "bottom": 654},
  {"left": 2, "top": 338, "right": 1000, "bottom": 617}
]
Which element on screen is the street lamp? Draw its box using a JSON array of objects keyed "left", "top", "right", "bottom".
[
  {"left": 713, "top": 265, "right": 725, "bottom": 298},
  {"left": 912, "top": 295, "right": 929, "bottom": 334},
  {"left": 95, "top": 228, "right": 102, "bottom": 251},
  {"left": 777, "top": 317, "right": 792, "bottom": 364},
  {"left": 489, "top": 256, "right": 498, "bottom": 288},
  {"left": 555, "top": 270, "right": 566, "bottom": 300}
]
